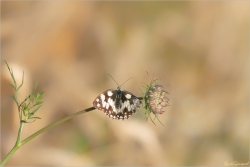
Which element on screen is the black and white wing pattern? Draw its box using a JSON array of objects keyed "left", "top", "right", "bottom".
[{"left": 93, "top": 87, "right": 141, "bottom": 120}]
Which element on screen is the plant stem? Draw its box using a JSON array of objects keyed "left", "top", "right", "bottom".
[
  {"left": 0, "top": 107, "right": 95, "bottom": 166},
  {"left": 0, "top": 145, "right": 20, "bottom": 167},
  {"left": 16, "top": 122, "right": 25, "bottom": 146}
]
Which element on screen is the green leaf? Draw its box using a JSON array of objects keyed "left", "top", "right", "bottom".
[
  {"left": 19, "top": 92, "right": 36, "bottom": 108},
  {"left": 35, "top": 101, "right": 43, "bottom": 105},
  {"left": 8, "top": 83, "right": 16, "bottom": 90},
  {"left": 30, "top": 105, "right": 42, "bottom": 115},
  {"left": 4, "top": 60, "right": 11, "bottom": 71},
  {"left": 35, "top": 92, "right": 44, "bottom": 101},
  {"left": 21, "top": 119, "right": 36, "bottom": 123},
  {"left": 31, "top": 93, "right": 35, "bottom": 99},
  {"left": 21, "top": 120, "right": 28, "bottom": 123},
  {"left": 33, "top": 93, "right": 44, "bottom": 106},
  {"left": 11, "top": 73, "right": 17, "bottom": 86},
  {"left": 29, "top": 117, "right": 41, "bottom": 119},
  {"left": 16, "top": 71, "right": 24, "bottom": 91},
  {"left": 5, "top": 60, "right": 17, "bottom": 87},
  {"left": 25, "top": 103, "right": 31, "bottom": 110},
  {"left": 4, "top": 60, "right": 16, "bottom": 90}
]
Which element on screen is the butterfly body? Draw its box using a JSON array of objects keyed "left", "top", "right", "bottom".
[
  {"left": 93, "top": 87, "right": 141, "bottom": 120},
  {"left": 115, "top": 87, "right": 122, "bottom": 110}
]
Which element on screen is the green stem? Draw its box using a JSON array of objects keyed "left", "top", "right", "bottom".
[
  {"left": 16, "top": 122, "right": 25, "bottom": 146},
  {"left": 0, "top": 145, "right": 20, "bottom": 167},
  {"left": 0, "top": 121, "right": 24, "bottom": 166},
  {"left": 0, "top": 107, "right": 95, "bottom": 166}
]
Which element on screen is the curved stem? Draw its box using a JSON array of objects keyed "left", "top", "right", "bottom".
[
  {"left": 21, "top": 107, "right": 95, "bottom": 145},
  {"left": 0, "top": 107, "right": 95, "bottom": 166}
]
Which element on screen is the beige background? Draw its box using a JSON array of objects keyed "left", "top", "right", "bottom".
[{"left": 1, "top": 1, "right": 249, "bottom": 166}]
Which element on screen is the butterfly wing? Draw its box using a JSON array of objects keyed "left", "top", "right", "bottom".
[
  {"left": 93, "top": 89, "right": 115, "bottom": 113},
  {"left": 118, "top": 90, "right": 141, "bottom": 119}
]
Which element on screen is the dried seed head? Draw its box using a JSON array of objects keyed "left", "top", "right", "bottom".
[
  {"left": 141, "top": 77, "right": 170, "bottom": 124},
  {"left": 147, "top": 85, "right": 169, "bottom": 115}
]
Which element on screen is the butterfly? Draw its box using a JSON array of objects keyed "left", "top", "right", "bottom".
[{"left": 93, "top": 76, "right": 141, "bottom": 120}]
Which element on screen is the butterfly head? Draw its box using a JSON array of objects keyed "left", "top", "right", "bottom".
[{"left": 116, "top": 86, "right": 122, "bottom": 94}]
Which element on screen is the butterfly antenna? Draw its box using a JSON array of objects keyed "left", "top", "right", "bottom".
[
  {"left": 120, "top": 77, "right": 133, "bottom": 87},
  {"left": 107, "top": 74, "right": 119, "bottom": 87}
]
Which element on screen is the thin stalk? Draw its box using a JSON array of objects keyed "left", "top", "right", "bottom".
[
  {"left": 0, "top": 121, "right": 24, "bottom": 166},
  {"left": 21, "top": 107, "right": 95, "bottom": 145},
  {"left": 15, "top": 122, "right": 25, "bottom": 146},
  {"left": 0, "top": 107, "right": 95, "bottom": 166},
  {"left": 0, "top": 145, "right": 20, "bottom": 167}
]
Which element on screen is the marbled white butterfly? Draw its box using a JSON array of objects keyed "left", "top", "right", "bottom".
[{"left": 93, "top": 76, "right": 141, "bottom": 120}]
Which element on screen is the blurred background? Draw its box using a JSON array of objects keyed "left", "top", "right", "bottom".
[{"left": 1, "top": 1, "right": 249, "bottom": 166}]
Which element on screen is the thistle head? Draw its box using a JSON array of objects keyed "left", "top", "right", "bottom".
[
  {"left": 148, "top": 85, "right": 169, "bottom": 115},
  {"left": 142, "top": 79, "right": 169, "bottom": 123}
]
